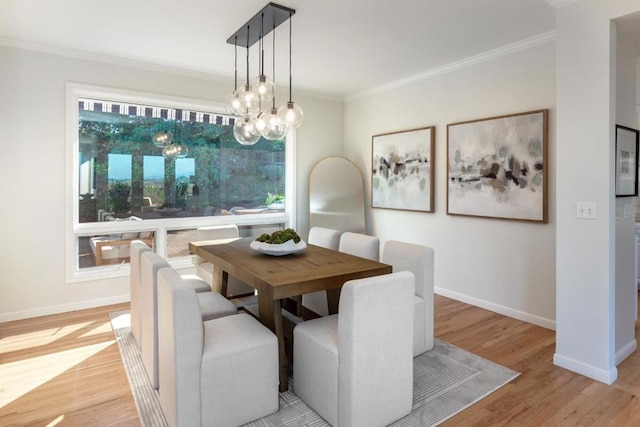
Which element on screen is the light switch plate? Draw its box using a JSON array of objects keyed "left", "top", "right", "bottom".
[{"left": 576, "top": 201, "right": 597, "bottom": 219}]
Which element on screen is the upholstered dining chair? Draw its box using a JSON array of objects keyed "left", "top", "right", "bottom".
[
  {"left": 140, "top": 251, "right": 237, "bottom": 389},
  {"left": 193, "top": 224, "right": 255, "bottom": 297},
  {"left": 294, "top": 271, "right": 415, "bottom": 427},
  {"left": 302, "top": 227, "right": 342, "bottom": 316},
  {"left": 338, "top": 232, "right": 380, "bottom": 261},
  {"left": 130, "top": 240, "right": 152, "bottom": 349},
  {"left": 382, "top": 240, "right": 435, "bottom": 356},
  {"left": 157, "top": 266, "right": 279, "bottom": 427}
]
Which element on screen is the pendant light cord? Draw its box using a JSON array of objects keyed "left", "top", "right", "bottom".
[
  {"left": 234, "top": 36, "right": 238, "bottom": 91},
  {"left": 246, "top": 25, "right": 250, "bottom": 85},
  {"left": 272, "top": 22, "right": 277, "bottom": 109},
  {"left": 260, "top": 13, "right": 265, "bottom": 77},
  {"left": 288, "top": 12, "right": 293, "bottom": 103}
]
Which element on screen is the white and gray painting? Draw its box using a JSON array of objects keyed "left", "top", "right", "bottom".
[
  {"left": 372, "top": 128, "right": 432, "bottom": 212},
  {"left": 447, "top": 111, "right": 546, "bottom": 221}
]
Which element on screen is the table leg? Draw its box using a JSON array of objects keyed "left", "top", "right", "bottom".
[
  {"left": 258, "top": 295, "right": 288, "bottom": 392},
  {"left": 326, "top": 288, "right": 341, "bottom": 315},
  {"left": 220, "top": 271, "right": 229, "bottom": 297}
]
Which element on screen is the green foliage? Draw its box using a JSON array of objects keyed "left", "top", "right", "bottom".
[
  {"left": 260, "top": 164, "right": 284, "bottom": 181},
  {"left": 265, "top": 192, "right": 284, "bottom": 205},
  {"left": 108, "top": 182, "right": 131, "bottom": 213},
  {"left": 78, "top": 110, "right": 286, "bottom": 216}
]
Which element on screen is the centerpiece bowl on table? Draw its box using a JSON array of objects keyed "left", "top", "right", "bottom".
[{"left": 249, "top": 229, "right": 306, "bottom": 256}]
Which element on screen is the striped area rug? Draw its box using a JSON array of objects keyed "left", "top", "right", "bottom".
[{"left": 110, "top": 310, "right": 518, "bottom": 427}]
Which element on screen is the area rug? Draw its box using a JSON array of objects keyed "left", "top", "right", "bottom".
[{"left": 110, "top": 310, "right": 518, "bottom": 427}]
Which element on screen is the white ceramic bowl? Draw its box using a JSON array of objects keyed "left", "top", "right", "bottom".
[{"left": 250, "top": 239, "right": 307, "bottom": 256}]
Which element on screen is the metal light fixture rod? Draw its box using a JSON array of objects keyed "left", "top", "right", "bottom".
[{"left": 227, "top": 2, "right": 295, "bottom": 48}]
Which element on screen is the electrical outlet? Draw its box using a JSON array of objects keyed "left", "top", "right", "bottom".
[
  {"left": 624, "top": 204, "right": 632, "bottom": 219},
  {"left": 576, "top": 201, "right": 597, "bottom": 219}
]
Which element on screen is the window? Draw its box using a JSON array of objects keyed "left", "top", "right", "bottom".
[
  {"left": 67, "top": 84, "right": 294, "bottom": 281},
  {"left": 77, "top": 97, "right": 286, "bottom": 223}
]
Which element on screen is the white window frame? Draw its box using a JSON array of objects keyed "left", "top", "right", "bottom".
[{"left": 65, "top": 83, "right": 296, "bottom": 284}]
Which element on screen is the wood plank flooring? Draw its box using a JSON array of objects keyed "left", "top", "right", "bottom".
[
  {"left": 2, "top": 295, "right": 640, "bottom": 425},
  {"left": 0, "top": 303, "right": 138, "bottom": 426}
]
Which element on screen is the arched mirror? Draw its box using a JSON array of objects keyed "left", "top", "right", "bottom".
[{"left": 309, "top": 156, "right": 365, "bottom": 233}]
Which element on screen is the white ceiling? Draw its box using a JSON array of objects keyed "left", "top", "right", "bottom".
[{"left": 0, "top": 1, "right": 559, "bottom": 97}]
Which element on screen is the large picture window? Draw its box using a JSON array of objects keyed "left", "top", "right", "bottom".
[
  {"left": 67, "top": 85, "right": 293, "bottom": 281},
  {"left": 78, "top": 98, "right": 286, "bottom": 223}
]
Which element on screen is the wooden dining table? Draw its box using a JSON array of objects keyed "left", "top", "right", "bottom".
[{"left": 188, "top": 237, "right": 392, "bottom": 391}]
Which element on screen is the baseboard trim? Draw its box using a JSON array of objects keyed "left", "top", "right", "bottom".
[
  {"left": 616, "top": 339, "right": 638, "bottom": 366},
  {"left": 0, "top": 295, "right": 130, "bottom": 323},
  {"left": 434, "top": 287, "right": 556, "bottom": 330},
  {"left": 553, "top": 353, "right": 618, "bottom": 385}
]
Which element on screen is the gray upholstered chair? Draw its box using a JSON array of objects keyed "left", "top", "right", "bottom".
[
  {"left": 193, "top": 224, "right": 255, "bottom": 297},
  {"left": 130, "top": 240, "right": 152, "bottom": 349},
  {"left": 382, "top": 240, "right": 435, "bottom": 356},
  {"left": 141, "top": 251, "right": 237, "bottom": 389},
  {"left": 293, "top": 271, "right": 415, "bottom": 427},
  {"left": 338, "top": 232, "right": 380, "bottom": 261},
  {"left": 157, "top": 266, "right": 279, "bottom": 427},
  {"left": 302, "top": 227, "right": 342, "bottom": 316}
]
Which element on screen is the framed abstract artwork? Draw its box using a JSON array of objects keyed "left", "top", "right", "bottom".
[
  {"left": 447, "top": 109, "right": 548, "bottom": 222},
  {"left": 371, "top": 126, "right": 435, "bottom": 212},
  {"left": 615, "top": 125, "right": 639, "bottom": 197}
]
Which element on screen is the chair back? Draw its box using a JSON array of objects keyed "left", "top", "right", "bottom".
[
  {"left": 130, "top": 240, "right": 152, "bottom": 349},
  {"left": 383, "top": 240, "right": 435, "bottom": 355},
  {"left": 382, "top": 241, "right": 434, "bottom": 300},
  {"left": 140, "top": 250, "right": 171, "bottom": 389},
  {"left": 157, "top": 266, "right": 204, "bottom": 427},
  {"left": 338, "top": 271, "right": 415, "bottom": 427},
  {"left": 308, "top": 227, "right": 341, "bottom": 250},
  {"left": 339, "top": 232, "right": 380, "bottom": 261}
]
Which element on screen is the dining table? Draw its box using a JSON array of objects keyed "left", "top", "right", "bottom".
[{"left": 188, "top": 236, "right": 392, "bottom": 392}]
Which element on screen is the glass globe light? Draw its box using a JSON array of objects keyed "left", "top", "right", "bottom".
[
  {"left": 152, "top": 131, "right": 173, "bottom": 148},
  {"left": 162, "top": 144, "right": 178, "bottom": 160},
  {"left": 253, "top": 112, "right": 270, "bottom": 136},
  {"left": 236, "top": 84, "right": 260, "bottom": 115},
  {"left": 233, "top": 117, "right": 261, "bottom": 145},
  {"left": 225, "top": 91, "right": 243, "bottom": 116},
  {"left": 162, "top": 143, "right": 188, "bottom": 160},
  {"left": 261, "top": 108, "right": 288, "bottom": 141},
  {"left": 251, "top": 74, "right": 275, "bottom": 104},
  {"left": 175, "top": 144, "right": 188, "bottom": 158},
  {"left": 277, "top": 101, "right": 304, "bottom": 129}
]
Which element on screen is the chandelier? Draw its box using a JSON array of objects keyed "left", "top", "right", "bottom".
[{"left": 226, "top": 3, "right": 303, "bottom": 145}]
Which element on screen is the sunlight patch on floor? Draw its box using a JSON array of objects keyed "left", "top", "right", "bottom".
[
  {"left": 78, "top": 320, "right": 116, "bottom": 338},
  {"left": 45, "top": 414, "right": 64, "bottom": 426},
  {"left": 0, "top": 340, "right": 113, "bottom": 409},
  {"left": 0, "top": 322, "right": 93, "bottom": 354}
]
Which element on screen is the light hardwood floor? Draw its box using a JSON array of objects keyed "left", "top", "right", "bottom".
[{"left": 2, "top": 296, "right": 640, "bottom": 426}]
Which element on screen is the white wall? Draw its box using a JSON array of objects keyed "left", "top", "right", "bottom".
[
  {"left": 344, "top": 42, "right": 557, "bottom": 328},
  {"left": 0, "top": 45, "right": 343, "bottom": 320},
  {"left": 614, "top": 32, "right": 638, "bottom": 364},
  {"left": 554, "top": 0, "right": 640, "bottom": 385}
]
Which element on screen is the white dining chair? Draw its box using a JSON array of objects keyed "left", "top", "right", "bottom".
[
  {"left": 302, "top": 227, "right": 342, "bottom": 316},
  {"left": 193, "top": 224, "right": 255, "bottom": 297},
  {"left": 130, "top": 240, "right": 152, "bottom": 349},
  {"left": 157, "top": 266, "right": 279, "bottom": 427},
  {"left": 294, "top": 271, "right": 415, "bottom": 427},
  {"left": 338, "top": 231, "right": 380, "bottom": 261},
  {"left": 140, "top": 251, "right": 237, "bottom": 389},
  {"left": 382, "top": 240, "right": 435, "bottom": 356}
]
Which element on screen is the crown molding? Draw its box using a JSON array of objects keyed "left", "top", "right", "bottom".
[
  {"left": 0, "top": 36, "right": 342, "bottom": 103},
  {"left": 346, "top": 30, "right": 557, "bottom": 102},
  {"left": 545, "top": 0, "right": 581, "bottom": 9}
]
